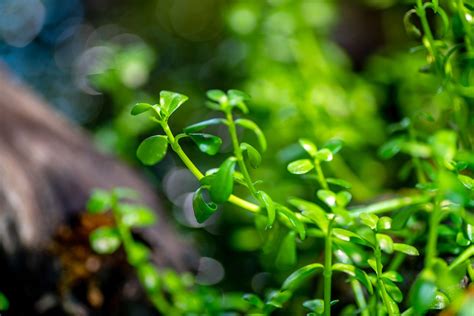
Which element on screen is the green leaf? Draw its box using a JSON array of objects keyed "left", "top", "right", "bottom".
[
  {"left": 207, "top": 89, "right": 227, "bottom": 103},
  {"left": 87, "top": 189, "right": 111, "bottom": 214},
  {"left": 326, "top": 178, "right": 352, "bottom": 189},
  {"left": 382, "top": 271, "right": 403, "bottom": 283},
  {"left": 265, "top": 290, "right": 291, "bottom": 309},
  {"left": 277, "top": 205, "right": 306, "bottom": 240},
  {"left": 376, "top": 233, "right": 394, "bottom": 254},
  {"left": 137, "top": 263, "right": 160, "bottom": 293},
  {"left": 379, "top": 138, "right": 403, "bottom": 159},
  {"left": 367, "top": 259, "right": 377, "bottom": 273},
  {"left": 137, "top": 135, "right": 168, "bottom": 165},
  {"left": 160, "top": 90, "right": 188, "bottom": 117},
  {"left": 332, "top": 263, "right": 373, "bottom": 294},
  {"left": 235, "top": 119, "right": 267, "bottom": 152},
  {"left": 0, "top": 292, "right": 9, "bottom": 311},
  {"left": 360, "top": 213, "right": 379, "bottom": 230},
  {"left": 128, "top": 242, "right": 151, "bottom": 265},
  {"left": 431, "top": 291, "right": 449, "bottom": 310},
  {"left": 119, "top": 205, "right": 157, "bottom": 227},
  {"left": 393, "top": 243, "right": 419, "bottom": 256},
  {"left": 317, "top": 190, "right": 336, "bottom": 207},
  {"left": 336, "top": 191, "right": 352, "bottom": 207},
  {"left": 210, "top": 157, "right": 236, "bottom": 204},
  {"left": 241, "top": 142, "right": 262, "bottom": 168},
  {"left": 228, "top": 89, "right": 250, "bottom": 113},
  {"left": 228, "top": 89, "right": 250, "bottom": 102},
  {"left": 281, "top": 263, "right": 324, "bottom": 291},
  {"left": 409, "top": 271, "right": 437, "bottom": 314},
  {"left": 189, "top": 133, "right": 222, "bottom": 155},
  {"left": 404, "top": 9, "right": 422, "bottom": 37},
  {"left": 258, "top": 191, "right": 276, "bottom": 229},
  {"left": 288, "top": 198, "right": 328, "bottom": 233},
  {"left": 90, "top": 227, "right": 121, "bottom": 254},
  {"left": 205, "top": 100, "right": 221, "bottom": 110},
  {"left": 377, "top": 217, "right": 392, "bottom": 230},
  {"left": 193, "top": 187, "right": 218, "bottom": 223},
  {"left": 276, "top": 231, "right": 296, "bottom": 269},
  {"left": 332, "top": 228, "right": 372, "bottom": 247},
  {"left": 288, "top": 159, "right": 314, "bottom": 174},
  {"left": 315, "top": 149, "right": 333, "bottom": 162},
  {"left": 243, "top": 293, "right": 264, "bottom": 309},
  {"left": 183, "top": 118, "right": 227, "bottom": 133},
  {"left": 323, "top": 139, "right": 343, "bottom": 154},
  {"left": 430, "top": 130, "right": 457, "bottom": 167},
  {"left": 299, "top": 139, "right": 317, "bottom": 157},
  {"left": 458, "top": 174, "right": 474, "bottom": 190},
  {"left": 303, "top": 299, "right": 324, "bottom": 313},
  {"left": 383, "top": 278, "right": 403, "bottom": 303},
  {"left": 131, "top": 102, "right": 153, "bottom": 116}
]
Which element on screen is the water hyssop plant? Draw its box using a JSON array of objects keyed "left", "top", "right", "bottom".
[{"left": 86, "top": 1, "right": 473, "bottom": 315}]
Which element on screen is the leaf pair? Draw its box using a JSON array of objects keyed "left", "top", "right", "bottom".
[
  {"left": 131, "top": 90, "right": 189, "bottom": 121},
  {"left": 193, "top": 157, "right": 237, "bottom": 223}
]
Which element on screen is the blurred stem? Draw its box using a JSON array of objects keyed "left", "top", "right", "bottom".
[
  {"left": 323, "top": 220, "right": 334, "bottom": 316},
  {"left": 351, "top": 280, "right": 369, "bottom": 316},
  {"left": 350, "top": 194, "right": 431, "bottom": 216},
  {"left": 314, "top": 156, "right": 329, "bottom": 190},
  {"left": 448, "top": 245, "right": 474, "bottom": 271},
  {"left": 111, "top": 193, "right": 175, "bottom": 315},
  {"left": 408, "top": 126, "right": 427, "bottom": 184},
  {"left": 374, "top": 245, "right": 397, "bottom": 316},
  {"left": 425, "top": 194, "right": 442, "bottom": 267},
  {"left": 416, "top": 0, "right": 441, "bottom": 71}
]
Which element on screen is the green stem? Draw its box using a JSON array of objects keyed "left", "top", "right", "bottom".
[
  {"left": 225, "top": 110, "right": 259, "bottom": 198},
  {"left": 314, "top": 157, "right": 329, "bottom": 190},
  {"left": 416, "top": 0, "right": 441, "bottom": 72},
  {"left": 374, "top": 245, "right": 397, "bottom": 316},
  {"left": 161, "top": 120, "right": 260, "bottom": 213},
  {"left": 408, "top": 127, "right": 427, "bottom": 184},
  {"left": 323, "top": 221, "right": 333, "bottom": 316},
  {"left": 448, "top": 245, "right": 474, "bottom": 270},
  {"left": 111, "top": 194, "right": 175, "bottom": 315},
  {"left": 425, "top": 194, "right": 441, "bottom": 267},
  {"left": 351, "top": 280, "right": 370, "bottom": 316},
  {"left": 161, "top": 121, "right": 432, "bottom": 228},
  {"left": 350, "top": 194, "right": 431, "bottom": 217}
]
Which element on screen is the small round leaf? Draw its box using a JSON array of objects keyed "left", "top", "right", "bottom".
[{"left": 137, "top": 135, "right": 168, "bottom": 165}]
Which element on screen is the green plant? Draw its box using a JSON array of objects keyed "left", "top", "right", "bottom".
[
  {"left": 86, "top": 188, "right": 249, "bottom": 315},
  {"left": 84, "top": 1, "right": 474, "bottom": 314},
  {"left": 0, "top": 292, "right": 8, "bottom": 312},
  {"left": 116, "top": 87, "right": 471, "bottom": 315}
]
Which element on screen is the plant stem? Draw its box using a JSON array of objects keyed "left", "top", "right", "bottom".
[
  {"left": 416, "top": 0, "right": 441, "bottom": 71},
  {"left": 351, "top": 280, "right": 370, "bottom": 316},
  {"left": 111, "top": 193, "right": 175, "bottom": 315},
  {"left": 161, "top": 120, "right": 260, "bottom": 213},
  {"left": 425, "top": 194, "right": 442, "bottom": 267},
  {"left": 323, "top": 220, "right": 333, "bottom": 316},
  {"left": 350, "top": 194, "right": 431, "bottom": 217},
  {"left": 314, "top": 157, "right": 329, "bottom": 190},
  {"left": 408, "top": 127, "right": 427, "bottom": 184},
  {"left": 374, "top": 245, "right": 397, "bottom": 316},
  {"left": 161, "top": 121, "right": 432, "bottom": 225},
  {"left": 225, "top": 110, "right": 259, "bottom": 198}
]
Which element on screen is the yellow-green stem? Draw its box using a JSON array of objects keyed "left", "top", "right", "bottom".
[{"left": 323, "top": 221, "right": 333, "bottom": 316}]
